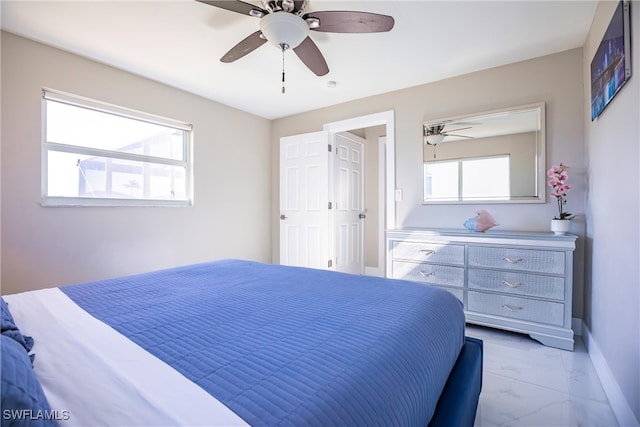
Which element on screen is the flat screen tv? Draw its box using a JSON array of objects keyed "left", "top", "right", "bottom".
[{"left": 591, "top": 0, "right": 632, "bottom": 121}]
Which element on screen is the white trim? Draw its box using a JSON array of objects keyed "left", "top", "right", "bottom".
[
  {"left": 364, "top": 266, "right": 384, "bottom": 277},
  {"left": 377, "top": 136, "right": 386, "bottom": 276},
  {"left": 41, "top": 197, "right": 192, "bottom": 208},
  {"left": 583, "top": 322, "right": 640, "bottom": 427},
  {"left": 43, "top": 88, "right": 192, "bottom": 131}
]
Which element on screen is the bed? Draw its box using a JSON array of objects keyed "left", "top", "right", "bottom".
[{"left": 1, "top": 259, "right": 482, "bottom": 426}]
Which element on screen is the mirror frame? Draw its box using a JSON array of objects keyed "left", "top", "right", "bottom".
[{"left": 422, "top": 102, "right": 546, "bottom": 204}]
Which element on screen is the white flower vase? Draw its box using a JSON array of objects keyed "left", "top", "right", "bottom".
[{"left": 551, "top": 219, "right": 571, "bottom": 235}]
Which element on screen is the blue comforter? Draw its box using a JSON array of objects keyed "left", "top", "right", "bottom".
[{"left": 61, "top": 259, "right": 465, "bottom": 426}]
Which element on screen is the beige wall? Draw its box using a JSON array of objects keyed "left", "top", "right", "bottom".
[
  {"left": 1, "top": 32, "right": 272, "bottom": 294},
  {"left": 583, "top": 1, "right": 640, "bottom": 423},
  {"left": 272, "top": 48, "right": 586, "bottom": 319}
]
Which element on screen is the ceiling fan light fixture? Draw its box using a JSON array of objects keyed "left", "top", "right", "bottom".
[
  {"left": 425, "top": 133, "right": 445, "bottom": 145},
  {"left": 259, "top": 11, "right": 309, "bottom": 49}
]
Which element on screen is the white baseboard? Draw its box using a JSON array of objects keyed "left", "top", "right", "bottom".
[
  {"left": 364, "top": 266, "right": 384, "bottom": 277},
  {"left": 582, "top": 322, "right": 640, "bottom": 427}
]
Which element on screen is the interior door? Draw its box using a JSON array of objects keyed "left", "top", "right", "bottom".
[
  {"left": 279, "top": 131, "right": 330, "bottom": 269},
  {"left": 333, "top": 132, "right": 365, "bottom": 275}
]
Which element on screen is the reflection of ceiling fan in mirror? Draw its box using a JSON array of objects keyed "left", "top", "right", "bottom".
[
  {"left": 423, "top": 123, "right": 474, "bottom": 146},
  {"left": 197, "top": 0, "right": 395, "bottom": 92}
]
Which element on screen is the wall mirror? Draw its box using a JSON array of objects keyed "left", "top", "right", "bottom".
[{"left": 422, "top": 103, "right": 545, "bottom": 204}]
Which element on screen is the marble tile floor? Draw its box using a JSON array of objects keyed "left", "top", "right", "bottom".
[{"left": 467, "top": 324, "right": 619, "bottom": 427}]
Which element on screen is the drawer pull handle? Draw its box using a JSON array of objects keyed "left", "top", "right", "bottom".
[
  {"left": 503, "top": 257, "right": 523, "bottom": 264},
  {"left": 419, "top": 270, "right": 434, "bottom": 278},
  {"left": 419, "top": 249, "right": 435, "bottom": 256},
  {"left": 501, "top": 280, "right": 523, "bottom": 288},
  {"left": 502, "top": 304, "right": 523, "bottom": 312}
]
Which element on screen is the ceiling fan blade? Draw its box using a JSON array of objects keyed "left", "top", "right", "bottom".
[
  {"left": 293, "top": 36, "right": 329, "bottom": 76},
  {"left": 443, "top": 126, "right": 472, "bottom": 133},
  {"left": 293, "top": 1, "right": 305, "bottom": 13},
  {"left": 304, "top": 11, "right": 394, "bottom": 33},
  {"left": 445, "top": 133, "right": 474, "bottom": 139},
  {"left": 221, "top": 31, "right": 267, "bottom": 63},
  {"left": 196, "top": 0, "right": 268, "bottom": 17}
]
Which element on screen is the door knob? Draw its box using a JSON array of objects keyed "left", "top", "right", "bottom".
[{"left": 280, "top": 214, "right": 288, "bottom": 220}]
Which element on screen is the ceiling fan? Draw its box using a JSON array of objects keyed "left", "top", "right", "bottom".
[
  {"left": 197, "top": 0, "right": 395, "bottom": 90},
  {"left": 423, "top": 123, "right": 474, "bottom": 146}
]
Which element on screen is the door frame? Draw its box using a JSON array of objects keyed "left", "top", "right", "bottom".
[{"left": 323, "top": 110, "right": 395, "bottom": 277}]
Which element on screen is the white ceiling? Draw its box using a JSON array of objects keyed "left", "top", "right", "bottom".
[{"left": 1, "top": 0, "right": 598, "bottom": 120}]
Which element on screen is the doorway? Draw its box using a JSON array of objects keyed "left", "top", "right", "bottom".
[
  {"left": 279, "top": 110, "right": 395, "bottom": 277},
  {"left": 324, "top": 111, "right": 395, "bottom": 277}
]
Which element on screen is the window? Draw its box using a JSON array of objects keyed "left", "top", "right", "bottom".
[
  {"left": 424, "top": 155, "right": 510, "bottom": 202},
  {"left": 42, "top": 89, "right": 192, "bottom": 206}
]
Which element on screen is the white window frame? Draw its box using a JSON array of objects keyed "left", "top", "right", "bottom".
[{"left": 42, "top": 89, "right": 193, "bottom": 207}]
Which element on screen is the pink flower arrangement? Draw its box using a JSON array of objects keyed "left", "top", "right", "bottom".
[{"left": 547, "top": 163, "right": 574, "bottom": 220}]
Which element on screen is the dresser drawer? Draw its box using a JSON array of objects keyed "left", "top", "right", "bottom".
[
  {"left": 468, "top": 246, "right": 565, "bottom": 274},
  {"left": 468, "top": 269, "right": 565, "bottom": 300},
  {"left": 391, "top": 261, "right": 464, "bottom": 288},
  {"left": 391, "top": 241, "right": 464, "bottom": 265},
  {"left": 467, "top": 291, "right": 565, "bottom": 326}
]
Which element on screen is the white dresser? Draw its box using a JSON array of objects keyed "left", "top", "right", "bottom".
[{"left": 386, "top": 228, "right": 577, "bottom": 350}]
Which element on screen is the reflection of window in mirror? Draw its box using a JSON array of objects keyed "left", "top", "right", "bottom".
[
  {"left": 424, "top": 155, "right": 510, "bottom": 202},
  {"left": 422, "top": 103, "right": 545, "bottom": 204}
]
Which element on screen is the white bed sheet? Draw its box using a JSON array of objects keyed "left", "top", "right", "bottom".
[{"left": 4, "top": 288, "right": 248, "bottom": 427}]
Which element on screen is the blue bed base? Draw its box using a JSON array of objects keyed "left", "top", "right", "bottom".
[{"left": 429, "top": 336, "right": 483, "bottom": 427}]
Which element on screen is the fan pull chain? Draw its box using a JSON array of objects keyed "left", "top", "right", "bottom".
[{"left": 281, "top": 46, "right": 286, "bottom": 94}]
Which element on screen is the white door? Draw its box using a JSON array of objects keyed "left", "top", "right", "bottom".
[
  {"left": 333, "top": 132, "right": 365, "bottom": 275},
  {"left": 279, "top": 131, "right": 330, "bottom": 269}
]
